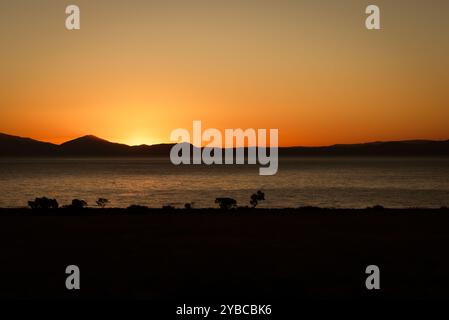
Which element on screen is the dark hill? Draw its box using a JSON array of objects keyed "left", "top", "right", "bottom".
[
  {"left": 59, "top": 135, "right": 132, "bottom": 156},
  {"left": 280, "top": 139, "right": 449, "bottom": 156},
  {"left": 0, "top": 133, "right": 57, "bottom": 156},
  {"left": 1, "top": 132, "right": 449, "bottom": 157}
]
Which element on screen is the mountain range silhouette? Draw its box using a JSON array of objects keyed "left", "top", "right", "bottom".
[
  {"left": 0, "top": 133, "right": 175, "bottom": 157},
  {"left": 1, "top": 132, "right": 449, "bottom": 157}
]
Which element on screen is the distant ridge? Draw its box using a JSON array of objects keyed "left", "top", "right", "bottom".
[
  {"left": 280, "top": 139, "right": 449, "bottom": 156},
  {"left": 1, "top": 132, "right": 449, "bottom": 157},
  {"left": 59, "top": 135, "right": 133, "bottom": 156},
  {"left": 0, "top": 133, "right": 57, "bottom": 156},
  {"left": 0, "top": 133, "right": 175, "bottom": 157}
]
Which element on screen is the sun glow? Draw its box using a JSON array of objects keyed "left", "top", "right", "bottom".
[
  {"left": 1, "top": 1, "right": 449, "bottom": 146},
  {"left": 125, "top": 136, "right": 159, "bottom": 146}
]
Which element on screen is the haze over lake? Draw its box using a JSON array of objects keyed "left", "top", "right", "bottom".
[{"left": 1, "top": 157, "right": 448, "bottom": 209}]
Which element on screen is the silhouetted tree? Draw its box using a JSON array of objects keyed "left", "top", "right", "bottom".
[
  {"left": 250, "top": 190, "right": 265, "bottom": 208},
  {"left": 96, "top": 198, "right": 109, "bottom": 208},
  {"left": 71, "top": 199, "right": 87, "bottom": 209},
  {"left": 28, "top": 197, "right": 58, "bottom": 209},
  {"left": 215, "top": 197, "right": 237, "bottom": 210}
]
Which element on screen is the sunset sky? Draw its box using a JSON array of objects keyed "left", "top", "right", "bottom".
[{"left": 1, "top": 0, "right": 448, "bottom": 146}]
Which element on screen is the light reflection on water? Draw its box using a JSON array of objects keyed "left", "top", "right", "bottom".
[{"left": 0, "top": 157, "right": 448, "bottom": 208}]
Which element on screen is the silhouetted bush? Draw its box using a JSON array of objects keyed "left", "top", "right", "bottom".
[
  {"left": 28, "top": 197, "right": 59, "bottom": 210},
  {"left": 215, "top": 197, "right": 237, "bottom": 210},
  {"left": 71, "top": 199, "right": 87, "bottom": 209},
  {"left": 250, "top": 190, "right": 265, "bottom": 208},
  {"left": 184, "top": 203, "right": 192, "bottom": 210},
  {"left": 96, "top": 198, "right": 109, "bottom": 208}
]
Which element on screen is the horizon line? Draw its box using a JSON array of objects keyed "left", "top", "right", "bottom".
[{"left": 1, "top": 131, "right": 449, "bottom": 149}]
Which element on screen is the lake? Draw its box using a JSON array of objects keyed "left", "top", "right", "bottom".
[{"left": 0, "top": 157, "right": 448, "bottom": 208}]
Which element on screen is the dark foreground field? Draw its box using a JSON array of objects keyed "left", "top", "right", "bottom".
[{"left": 0, "top": 207, "right": 448, "bottom": 302}]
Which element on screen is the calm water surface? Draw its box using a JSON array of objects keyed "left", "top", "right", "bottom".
[{"left": 0, "top": 157, "right": 448, "bottom": 208}]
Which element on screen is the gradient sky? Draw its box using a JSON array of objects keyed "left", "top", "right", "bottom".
[{"left": 1, "top": 0, "right": 448, "bottom": 146}]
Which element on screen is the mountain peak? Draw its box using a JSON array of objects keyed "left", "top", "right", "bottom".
[
  {"left": 62, "top": 135, "right": 107, "bottom": 145},
  {"left": 81, "top": 134, "right": 100, "bottom": 140}
]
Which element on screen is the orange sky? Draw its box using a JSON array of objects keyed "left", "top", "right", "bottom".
[{"left": 1, "top": 0, "right": 449, "bottom": 146}]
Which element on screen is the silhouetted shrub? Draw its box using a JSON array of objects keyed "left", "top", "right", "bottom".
[
  {"left": 71, "top": 199, "right": 87, "bottom": 209},
  {"left": 250, "top": 190, "right": 265, "bottom": 208},
  {"left": 28, "top": 197, "right": 59, "bottom": 210},
  {"left": 96, "top": 198, "right": 109, "bottom": 208},
  {"left": 184, "top": 203, "right": 192, "bottom": 210},
  {"left": 215, "top": 197, "right": 237, "bottom": 210}
]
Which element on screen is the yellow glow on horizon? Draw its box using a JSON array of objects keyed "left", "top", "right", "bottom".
[
  {"left": 125, "top": 136, "right": 159, "bottom": 146},
  {"left": 120, "top": 128, "right": 163, "bottom": 146}
]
